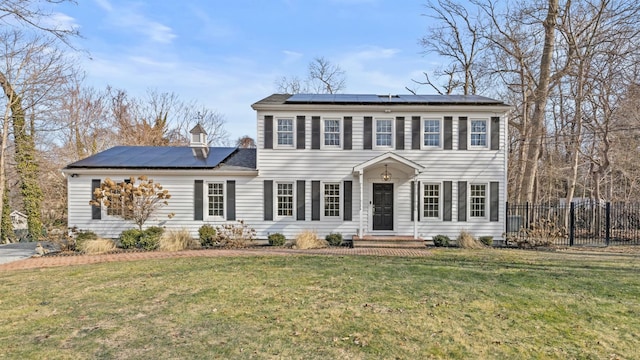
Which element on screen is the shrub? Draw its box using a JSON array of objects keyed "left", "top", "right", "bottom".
[
  {"left": 119, "top": 229, "right": 143, "bottom": 249},
  {"left": 325, "top": 232, "right": 343, "bottom": 246},
  {"left": 78, "top": 238, "right": 116, "bottom": 254},
  {"left": 457, "top": 230, "right": 484, "bottom": 249},
  {"left": 198, "top": 224, "right": 217, "bottom": 247},
  {"left": 215, "top": 220, "right": 256, "bottom": 248},
  {"left": 479, "top": 236, "right": 494, "bottom": 247},
  {"left": 293, "top": 230, "right": 328, "bottom": 249},
  {"left": 138, "top": 227, "right": 164, "bottom": 251},
  {"left": 268, "top": 233, "right": 286, "bottom": 246},
  {"left": 432, "top": 235, "right": 450, "bottom": 247},
  {"left": 159, "top": 229, "right": 196, "bottom": 252}
]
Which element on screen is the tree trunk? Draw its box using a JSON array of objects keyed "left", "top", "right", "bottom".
[{"left": 518, "top": 0, "right": 559, "bottom": 204}]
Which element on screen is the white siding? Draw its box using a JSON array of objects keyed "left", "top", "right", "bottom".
[{"left": 68, "top": 104, "right": 508, "bottom": 242}]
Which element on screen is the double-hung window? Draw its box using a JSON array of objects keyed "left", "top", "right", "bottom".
[
  {"left": 324, "top": 183, "right": 340, "bottom": 217},
  {"left": 470, "top": 119, "right": 487, "bottom": 147},
  {"left": 277, "top": 118, "right": 294, "bottom": 147},
  {"left": 277, "top": 183, "right": 294, "bottom": 217},
  {"left": 423, "top": 184, "right": 440, "bottom": 218},
  {"left": 470, "top": 184, "right": 486, "bottom": 218},
  {"left": 423, "top": 119, "right": 441, "bottom": 147},
  {"left": 323, "top": 119, "right": 341, "bottom": 148},
  {"left": 208, "top": 183, "right": 224, "bottom": 217},
  {"left": 375, "top": 119, "right": 393, "bottom": 147}
]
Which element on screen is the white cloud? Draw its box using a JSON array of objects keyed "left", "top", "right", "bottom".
[
  {"left": 282, "top": 50, "right": 303, "bottom": 64},
  {"left": 94, "top": 0, "right": 113, "bottom": 12},
  {"left": 42, "top": 12, "right": 80, "bottom": 32}
]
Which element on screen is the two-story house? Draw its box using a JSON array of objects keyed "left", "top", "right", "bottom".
[{"left": 65, "top": 93, "right": 510, "bottom": 245}]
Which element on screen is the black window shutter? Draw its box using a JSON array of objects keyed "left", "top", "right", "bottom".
[
  {"left": 264, "top": 115, "right": 273, "bottom": 149},
  {"left": 444, "top": 116, "right": 453, "bottom": 150},
  {"left": 490, "top": 182, "right": 499, "bottom": 222},
  {"left": 491, "top": 117, "right": 500, "bottom": 150},
  {"left": 458, "top": 181, "right": 467, "bottom": 221},
  {"left": 91, "top": 179, "right": 101, "bottom": 220},
  {"left": 311, "top": 116, "right": 320, "bottom": 149},
  {"left": 417, "top": 181, "right": 421, "bottom": 221},
  {"left": 297, "top": 180, "right": 305, "bottom": 221},
  {"left": 344, "top": 180, "right": 352, "bottom": 221},
  {"left": 458, "top": 117, "right": 467, "bottom": 150},
  {"left": 264, "top": 180, "right": 273, "bottom": 221},
  {"left": 296, "top": 116, "right": 306, "bottom": 149},
  {"left": 194, "top": 180, "right": 203, "bottom": 221},
  {"left": 363, "top": 116, "right": 372, "bottom": 149},
  {"left": 395, "top": 117, "right": 404, "bottom": 150},
  {"left": 412, "top": 116, "right": 420, "bottom": 149},
  {"left": 343, "top": 117, "right": 352, "bottom": 150},
  {"left": 410, "top": 181, "right": 415, "bottom": 221},
  {"left": 226, "top": 180, "right": 236, "bottom": 220},
  {"left": 443, "top": 181, "right": 452, "bottom": 221},
  {"left": 311, "top": 181, "right": 320, "bottom": 220}
]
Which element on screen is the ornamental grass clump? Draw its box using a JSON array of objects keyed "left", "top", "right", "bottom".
[
  {"left": 457, "top": 230, "right": 485, "bottom": 249},
  {"left": 293, "top": 230, "right": 328, "bottom": 249},
  {"left": 159, "top": 229, "right": 197, "bottom": 252},
  {"left": 78, "top": 238, "right": 116, "bottom": 254}
]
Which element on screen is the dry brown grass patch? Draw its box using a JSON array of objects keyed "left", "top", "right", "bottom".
[
  {"left": 159, "top": 229, "right": 198, "bottom": 252},
  {"left": 457, "top": 230, "right": 485, "bottom": 249},
  {"left": 293, "top": 230, "right": 328, "bottom": 249},
  {"left": 78, "top": 238, "right": 116, "bottom": 254}
]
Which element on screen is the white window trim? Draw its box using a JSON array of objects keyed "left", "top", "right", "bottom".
[
  {"left": 321, "top": 182, "right": 342, "bottom": 219},
  {"left": 469, "top": 183, "right": 488, "bottom": 219},
  {"left": 374, "top": 118, "right": 394, "bottom": 149},
  {"left": 469, "top": 118, "right": 489, "bottom": 149},
  {"left": 422, "top": 182, "right": 441, "bottom": 220},
  {"left": 321, "top": 118, "right": 343, "bottom": 150},
  {"left": 421, "top": 118, "right": 443, "bottom": 149},
  {"left": 205, "top": 181, "right": 226, "bottom": 221},
  {"left": 275, "top": 118, "right": 295, "bottom": 149},
  {"left": 275, "top": 181, "right": 295, "bottom": 219}
]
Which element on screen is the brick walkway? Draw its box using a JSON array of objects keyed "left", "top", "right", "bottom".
[{"left": 0, "top": 247, "right": 431, "bottom": 272}]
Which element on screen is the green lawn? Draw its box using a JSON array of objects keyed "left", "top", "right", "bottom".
[{"left": 1, "top": 249, "right": 639, "bottom": 359}]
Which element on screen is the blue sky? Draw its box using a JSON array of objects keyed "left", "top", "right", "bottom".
[{"left": 56, "top": 0, "right": 438, "bottom": 140}]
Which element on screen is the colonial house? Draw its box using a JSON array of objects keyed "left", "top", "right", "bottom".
[{"left": 65, "top": 94, "right": 510, "bottom": 245}]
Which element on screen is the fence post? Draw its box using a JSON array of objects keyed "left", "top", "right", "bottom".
[
  {"left": 569, "top": 202, "right": 575, "bottom": 246},
  {"left": 525, "top": 202, "right": 529, "bottom": 230},
  {"left": 505, "top": 201, "right": 509, "bottom": 234},
  {"left": 605, "top": 202, "right": 611, "bottom": 246}
]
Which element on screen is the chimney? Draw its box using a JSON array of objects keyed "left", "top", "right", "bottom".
[{"left": 189, "top": 123, "right": 209, "bottom": 159}]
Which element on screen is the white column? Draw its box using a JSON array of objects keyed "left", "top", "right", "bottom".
[{"left": 359, "top": 170, "right": 364, "bottom": 238}]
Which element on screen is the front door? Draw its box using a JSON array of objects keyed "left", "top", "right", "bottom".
[{"left": 373, "top": 183, "right": 393, "bottom": 230}]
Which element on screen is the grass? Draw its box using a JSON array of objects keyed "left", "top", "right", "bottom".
[{"left": 0, "top": 249, "right": 639, "bottom": 359}]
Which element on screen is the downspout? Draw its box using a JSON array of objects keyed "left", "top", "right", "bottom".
[{"left": 359, "top": 170, "right": 364, "bottom": 238}]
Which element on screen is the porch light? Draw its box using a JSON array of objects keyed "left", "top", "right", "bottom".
[{"left": 381, "top": 164, "right": 392, "bottom": 182}]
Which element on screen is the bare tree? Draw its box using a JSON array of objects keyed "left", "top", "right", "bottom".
[
  {"left": 276, "top": 57, "right": 346, "bottom": 94},
  {"left": 236, "top": 135, "right": 256, "bottom": 149},
  {"left": 410, "top": 0, "right": 484, "bottom": 95}
]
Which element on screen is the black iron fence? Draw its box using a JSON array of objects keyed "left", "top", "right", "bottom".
[{"left": 506, "top": 202, "right": 640, "bottom": 246}]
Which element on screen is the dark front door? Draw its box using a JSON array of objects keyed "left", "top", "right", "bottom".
[{"left": 373, "top": 183, "right": 393, "bottom": 230}]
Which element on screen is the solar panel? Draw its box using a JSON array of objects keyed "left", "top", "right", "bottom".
[{"left": 66, "top": 146, "right": 240, "bottom": 169}]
